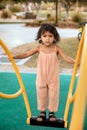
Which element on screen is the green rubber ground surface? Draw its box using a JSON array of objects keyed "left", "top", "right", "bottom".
[{"left": 0, "top": 72, "right": 86, "bottom": 130}]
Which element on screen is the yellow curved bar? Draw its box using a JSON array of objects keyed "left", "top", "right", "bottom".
[
  {"left": 68, "top": 92, "right": 76, "bottom": 103},
  {"left": 0, "top": 89, "right": 22, "bottom": 98},
  {"left": 63, "top": 25, "right": 85, "bottom": 127},
  {"left": 0, "top": 39, "right": 32, "bottom": 124},
  {"left": 69, "top": 25, "right": 87, "bottom": 130}
]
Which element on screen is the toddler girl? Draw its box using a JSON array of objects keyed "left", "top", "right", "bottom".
[{"left": 13, "top": 23, "right": 75, "bottom": 122}]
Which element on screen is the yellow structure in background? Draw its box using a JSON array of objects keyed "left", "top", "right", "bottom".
[
  {"left": 0, "top": 39, "right": 31, "bottom": 124},
  {"left": 64, "top": 24, "right": 87, "bottom": 130}
]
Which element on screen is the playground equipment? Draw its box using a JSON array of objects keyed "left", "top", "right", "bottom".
[
  {"left": 64, "top": 24, "right": 87, "bottom": 130},
  {"left": 0, "top": 24, "right": 87, "bottom": 129},
  {"left": 0, "top": 39, "right": 32, "bottom": 124},
  {"left": 78, "top": 22, "right": 87, "bottom": 41}
]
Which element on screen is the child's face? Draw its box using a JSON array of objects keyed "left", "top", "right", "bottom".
[{"left": 41, "top": 31, "right": 55, "bottom": 46}]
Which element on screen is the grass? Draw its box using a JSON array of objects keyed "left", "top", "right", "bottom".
[
  {"left": 58, "top": 37, "right": 79, "bottom": 68},
  {"left": 11, "top": 37, "right": 79, "bottom": 69}
]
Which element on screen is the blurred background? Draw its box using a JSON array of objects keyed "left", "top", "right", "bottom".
[
  {"left": 0, "top": 0, "right": 87, "bottom": 26},
  {"left": 0, "top": 0, "right": 87, "bottom": 69}
]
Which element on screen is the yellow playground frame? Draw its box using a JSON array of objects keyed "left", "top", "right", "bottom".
[
  {"left": 0, "top": 24, "right": 87, "bottom": 129},
  {"left": 64, "top": 24, "right": 87, "bottom": 130},
  {"left": 0, "top": 39, "right": 32, "bottom": 124}
]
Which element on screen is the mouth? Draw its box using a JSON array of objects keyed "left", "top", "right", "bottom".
[{"left": 45, "top": 42, "right": 50, "bottom": 44}]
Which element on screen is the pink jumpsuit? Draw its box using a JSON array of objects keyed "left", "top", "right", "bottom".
[{"left": 36, "top": 46, "right": 60, "bottom": 112}]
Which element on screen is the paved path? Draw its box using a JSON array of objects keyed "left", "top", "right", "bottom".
[
  {"left": 0, "top": 64, "right": 36, "bottom": 73},
  {"left": 0, "top": 19, "right": 34, "bottom": 23},
  {"left": 0, "top": 64, "right": 76, "bottom": 74}
]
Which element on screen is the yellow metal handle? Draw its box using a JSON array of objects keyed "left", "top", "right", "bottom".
[
  {"left": 69, "top": 24, "right": 87, "bottom": 130},
  {"left": 0, "top": 39, "right": 32, "bottom": 124},
  {"left": 64, "top": 24, "right": 86, "bottom": 127},
  {"left": 0, "top": 89, "right": 22, "bottom": 98}
]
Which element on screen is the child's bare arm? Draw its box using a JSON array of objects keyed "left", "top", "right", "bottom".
[
  {"left": 56, "top": 45, "right": 75, "bottom": 64},
  {"left": 13, "top": 46, "right": 39, "bottom": 59}
]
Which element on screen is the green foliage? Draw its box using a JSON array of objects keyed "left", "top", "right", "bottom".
[
  {"left": 9, "top": 5, "right": 24, "bottom": 12},
  {"left": 0, "top": 2, "right": 5, "bottom": 10},
  {"left": 24, "top": 12, "right": 36, "bottom": 19},
  {"left": 1, "top": 9, "right": 12, "bottom": 18},
  {"left": 12, "top": 0, "right": 23, "bottom": 3},
  {"left": 72, "top": 13, "right": 82, "bottom": 23}
]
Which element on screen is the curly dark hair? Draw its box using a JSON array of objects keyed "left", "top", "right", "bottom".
[{"left": 36, "top": 23, "right": 60, "bottom": 44}]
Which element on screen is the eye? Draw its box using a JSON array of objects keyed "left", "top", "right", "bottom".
[
  {"left": 43, "top": 35, "right": 47, "bottom": 37},
  {"left": 49, "top": 35, "right": 53, "bottom": 37}
]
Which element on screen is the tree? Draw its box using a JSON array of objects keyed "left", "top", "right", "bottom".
[
  {"left": 0, "top": 0, "right": 13, "bottom": 10},
  {"left": 61, "top": 0, "right": 77, "bottom": 20}
]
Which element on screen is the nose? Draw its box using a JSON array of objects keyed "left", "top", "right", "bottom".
[{"left": 46, "top": 36, "right": 49, "bottom": 40}]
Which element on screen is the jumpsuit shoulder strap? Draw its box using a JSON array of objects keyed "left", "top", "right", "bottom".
[{"left": 55, "top": 45, "right": 57, "bottom": 53}]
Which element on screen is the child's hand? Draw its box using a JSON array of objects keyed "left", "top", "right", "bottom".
[
  {"left": 74, "top": 61, "right": 80, "bottom": 67},
  {"left": 12, "top": 55, "right": 16, "bottom": 59},
  {"left": 78, "top": 63, "right": 80, "bottom": 67}
]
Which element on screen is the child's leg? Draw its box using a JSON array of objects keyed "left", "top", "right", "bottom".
[
  {"left": 48, "top": 81, "right": 59, "bottom": 121},
  {"left": 36, "top": 85, "right": 48, "bottom": 111},
  {"left": 48, "top": 81, "right": 59, "bottom": 112},
  {"left": 36, "top": 85, "right": 48, "bottom": 121}
]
